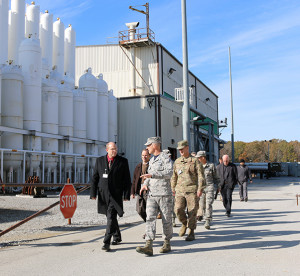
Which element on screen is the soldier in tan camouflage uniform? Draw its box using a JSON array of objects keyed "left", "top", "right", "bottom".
[
  {"left": 136, "top": 137, "right": 173, "bottom": 256},
  {"left": 196, "top": 151, "right": 219, "bottom": 229},
  {"left": 171, "top": 140, "right": 205, "bottom": 241}
]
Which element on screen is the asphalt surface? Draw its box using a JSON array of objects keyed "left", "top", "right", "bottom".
[{"left": 1, "top": 177, "right": 300, "bottom": 276}]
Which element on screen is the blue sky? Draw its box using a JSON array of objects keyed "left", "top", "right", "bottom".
[{"left": 32, "top": 0, "right": 300, "bottom": 142}]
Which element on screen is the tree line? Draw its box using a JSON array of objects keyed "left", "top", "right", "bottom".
[{"left": 220, "top": 139, "right": 300, "bottom": 163}]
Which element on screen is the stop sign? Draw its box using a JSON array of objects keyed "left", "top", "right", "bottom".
[{"left": 60, "top": 184, "right": 77, "bottom": 219}]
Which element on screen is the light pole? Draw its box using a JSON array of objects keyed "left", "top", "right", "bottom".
[
  {"left": 181, "top": 0, "right": 190, "bottom": 145},
  {"left": 229, "top": 47, "right": 234, "bottom": 162},
  {"left": 265, "top": 140, "right": 272, "bottom": 162}
]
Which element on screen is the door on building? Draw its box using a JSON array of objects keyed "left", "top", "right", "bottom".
[{"left": 168, "top": 147, "right": 177, "bottom": 161}]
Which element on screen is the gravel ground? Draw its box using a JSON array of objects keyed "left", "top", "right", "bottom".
[{"left": 0, "top": 190, "right": 140, "bottom": 247}]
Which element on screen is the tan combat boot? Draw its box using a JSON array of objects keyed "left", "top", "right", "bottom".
[
  {"left": 159, "top": 239, "right": 171, "bottom": 253},
  {"left": 136, "top": 240, "right": 153, "bottom": 256},
  {"left": 178, "top": 224, "right": 187, "bottom": 237},
  {"left": 185, "top": 229, "right": 195, "bottom": 241}
]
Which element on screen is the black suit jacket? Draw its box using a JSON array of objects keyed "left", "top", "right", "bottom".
[
  {"left": 217, "top": 163, "right": 238, "bottom": 190},
  {"left": 90, "top": 154, "right": 131, "bottom": 217}
]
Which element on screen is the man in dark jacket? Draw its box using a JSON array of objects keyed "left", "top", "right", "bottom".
[
  {"left": 90, "top": 142, "right": 131, "bottom": 252},
  {"left": 131, "top": 149, "right": 150, "bottom": 222},
  {"left": 217, "top": 155, "right": 237, "bottom": 217},
  {"left": 237, "top": 159, "right": 252, "bottom": 202}
]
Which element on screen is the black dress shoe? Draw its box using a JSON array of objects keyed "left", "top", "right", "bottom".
[
  {"left": 111, "top": 239, "right": 122, "bottom": 245},
  {"left": 102, "top": 243, "right": 111, "bottom": 251},
  {"left": 226, "top": 212, "right": 231, "bottom": 217}
]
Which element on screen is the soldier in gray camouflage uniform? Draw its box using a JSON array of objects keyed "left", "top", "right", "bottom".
[
  {"left": 136, "top": 137, "right": 173, "bottom": 256},
  {"left": 196, "top": 151, "right": 219, "bottom": 229},
  {"left": 171, "top": 140, "right": 205, "bottom": 241}
]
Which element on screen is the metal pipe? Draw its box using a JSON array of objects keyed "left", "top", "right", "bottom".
[
  {"left": 87, "top": 157, "right": 90, "bottom": 183},
  {"left": 229, "top": 46, "right": 235, "bottom": 162},
  {"left": 23, "top": 152, "right": 26, "bottom": 183},
  {"left": 74, "top": 156, "right": 77, "bottom": 183},
  {"left": 1, "top": 150, "right": 3, "bottom": 182},
  {"left": 181, "top": 0, "right": 190, "bottom": 144},
  {"left": 42, "top": 153, "right": 45, "bottom": 183},
  {"left": 59, "top": 154, "right": 62, "bottom": 183}
]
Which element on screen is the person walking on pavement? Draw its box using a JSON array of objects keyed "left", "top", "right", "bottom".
[
  {"left": 171, "top": 140, "right": 205, "bottom": 241},
  {"left": 195, "top": 151, "right": 219, "bottom": 229},
  {"left": 90, "top": 142, "right": 131, "bottom": 252},
  {"left": 131, "top": 149, "right": 151, "bottom": 223},
  {"left": 237, "top": 159, "right": 252, "bottom": 202},
  {"left": 136, "top": 137, "right": 174, "bottom": 256},
  {"left": 217, "top": 155, "right": 237, "bottom": 217}
]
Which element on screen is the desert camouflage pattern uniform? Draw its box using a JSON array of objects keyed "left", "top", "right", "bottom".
[
  {"left": 171, "top": 156, "right": 205, "bottom": 230},
  {"left": 197, "top": 162, "right": 219, "bottom": 221},
  {"left": 142, "top": 151, "right": 173, "bottom": 241}
]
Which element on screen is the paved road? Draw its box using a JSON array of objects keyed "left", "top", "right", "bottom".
[{"left": 1, "top": 177, "right": 300, "bottom": 276}]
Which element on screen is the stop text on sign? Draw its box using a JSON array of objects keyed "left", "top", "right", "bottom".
[{"left": 61, "top": 195, "right": 77, "bottom": 208}]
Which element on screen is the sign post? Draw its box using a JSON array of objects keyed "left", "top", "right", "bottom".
[{"left": 60, "top": 183, "right": 77, "bottom": 225}]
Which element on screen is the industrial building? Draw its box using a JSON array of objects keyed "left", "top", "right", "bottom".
[
  {"left": 0, "top": 0, "right": 117, "bottom": 186},
  {"left": 76, "top": 21, "right": 224, "bottom": 174}
]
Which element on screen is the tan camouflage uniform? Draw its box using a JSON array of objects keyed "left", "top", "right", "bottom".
[
  {"left": 171, "top": 156, "right": 205, "bottom": 230},
  {"left": 197, "top": 162, "right": 219, "bottom": 221}
]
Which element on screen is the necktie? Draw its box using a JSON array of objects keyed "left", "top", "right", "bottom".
[{"left": 109, "top": 160, "right": 112, "bottom": 169}]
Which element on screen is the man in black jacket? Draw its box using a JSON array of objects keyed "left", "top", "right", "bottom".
[
  {"left": 237, "top": 159, "right": 252, "bottom": 202},
  {"left": 90, "top": 142, "right": 131, "bottom": 252},
  {"left": 131, "top": 149, "right": 150, "bottom": 222},
  {"left": 217, "top": 155, "right": 237, "bottom": 217}
]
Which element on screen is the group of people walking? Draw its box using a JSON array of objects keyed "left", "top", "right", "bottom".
[{"left": 90, "top": 137, "right": 253, "bottom": 255}]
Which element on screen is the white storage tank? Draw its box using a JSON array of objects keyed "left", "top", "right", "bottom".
[
  {"left": 8, "top": 0, "right": 25, "bottom": 64},
  {"left": 52, "top": 18, "right": 64, "bottom": 77},
  {"left": 79, "top": 68, "right": 98, "bottom": 159},
  {"left": 108, "top": 89, "right": 118, "bottom": 142},
  {"left": 97, "top": 73, "right": 108, "bottom": 156},
  {"left": 25, "top": 1, "right": 40, "bottom": 39},
  {"left": 73, "top": 87, "right": 87, "bottom": 182},
  {"left": 19, "top": 35, "right": 42, "bottom": 174},
  {"left": 40, "top": 10, "right": 53, "bottom": 78},
  {"left": 42, "top": 75, "right": 59, "bottom": 152},
  {"left": 64, "top": 24, "right": 76, "bottom": 83},
  {"left": 1, "top": 62, "right": 23, "bottom": 182},
  {"left": 58, "top": 78, "right": 74, "bottom": 172},
  {"left": 0, "top": 0, "right": 9, "bottom": 65}
]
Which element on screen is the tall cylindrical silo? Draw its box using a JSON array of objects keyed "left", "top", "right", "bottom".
[
  {"left": 79, "top": 68, "right": 98, "bottom": 157},
  {"left": 42, "top": 75, "right": 58, "bottom": 152},
  {"left": 73, "top": 87, "right": 87, "bottom": 182},
  {"left": 42, "top": 75, "right": 59, "bottom": 180},
  {"left": 97, "top": 73, "right": 108, "bottom": 156},
  {"left": 52, "top": 18, "right": 64, "bottom": 77},
  {"left": 1, "top": 62, "right": 24, "bottom": 171},
  {"left": 108, "top": 89, "right": 118, "bottom": 143},
  {"left": 58, "top": 79, "right": 74, "bottom": 171},
  {"left": 40, "top": 10, "right": 53, "bottom": 78},
  {"left": 0, "top": 0, "right": 9, "bottom": 64},
  {"left": 8, "top": 0, "right": 25, "bottom": 64},
  {"left": 64, "top": 24, "right": 76, "bottom": 83},
  {"left": 19, "top": 36, "right": 42, "bottom": 174},
  {"left": 25, "top": 1, "right": 40, "bottom": 39}
]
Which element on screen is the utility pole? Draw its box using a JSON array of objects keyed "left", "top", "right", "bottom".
[
  {"left": 229, "top": 46, "right": 235, "bottom": 162},
  {"left": 181, "top": 0, "right": 190, "bottom": 145}
]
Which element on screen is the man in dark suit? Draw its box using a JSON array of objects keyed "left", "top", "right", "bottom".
[
  {"left": 217, "top": 154, "right": 238, "bottom": 217},
  {"left": 131, "top": 149, "right": 150, "bottom": 223},
  {"left": 90, "top": 142, "right": 131, "bottom": 252}
]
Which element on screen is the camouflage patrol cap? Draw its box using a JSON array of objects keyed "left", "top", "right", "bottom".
[
  {"left": 177, "top": 140, "right": 189, "bottom": 150},
  {"left": 195, "top": 150, "right": 206, "bottom": 157},
  {"left": 144, "top": 136, "right": 161, "bottom": 146}
]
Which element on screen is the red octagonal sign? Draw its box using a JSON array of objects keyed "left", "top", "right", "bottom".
[{"left": 60, "top": 184, "right": 77, "bottom": 219}]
